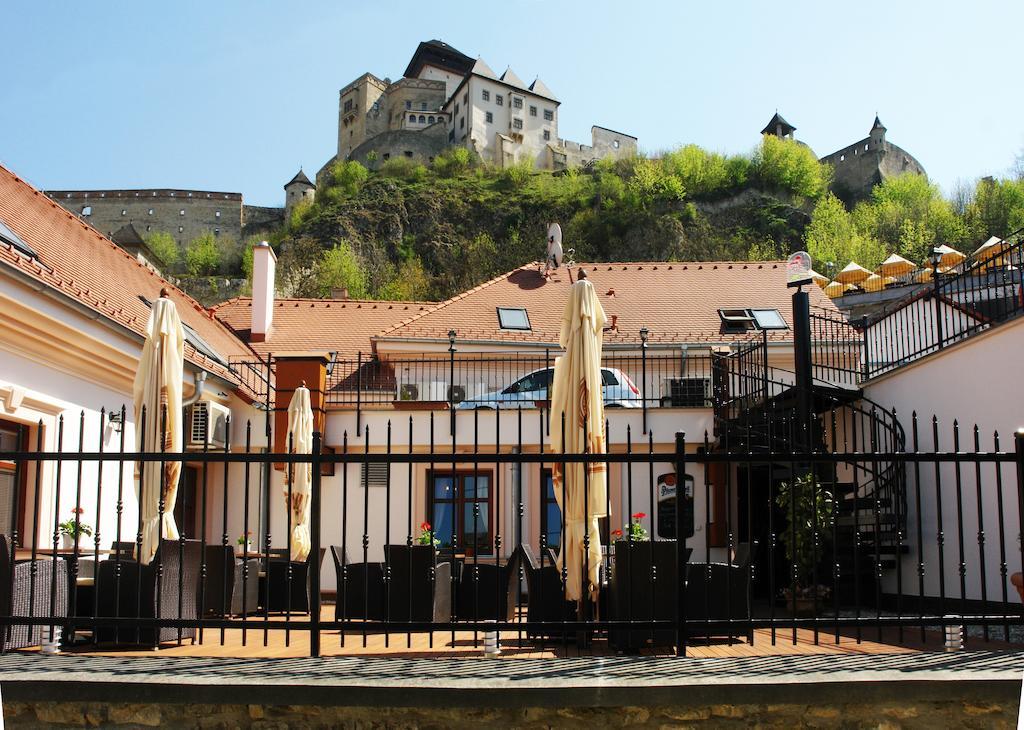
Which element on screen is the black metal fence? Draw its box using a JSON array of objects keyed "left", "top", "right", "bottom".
[{"left": 1, "top": 393, "right": 1022, "bottom": 658}]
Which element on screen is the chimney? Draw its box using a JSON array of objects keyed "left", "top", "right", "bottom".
[
  {"left": 610, "top": 314, "right": 618, "bottom": 331},
  {"left": 251, "top": 241, "right": 276, "bottom": 342}
]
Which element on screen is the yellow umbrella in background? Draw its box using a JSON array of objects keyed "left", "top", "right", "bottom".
[
  {"left": 877, "top": 253, "right": 915, "bottom": 277},
  {"left": 550, "top": 270, "right": 608, "bottom": 603},
  {"left": 824, "top": 280, "right": 846, "bottom": 298},
  {"left": 285, "top": 383, "right": 313, "bottom": 562},
  {"left": 133, "top": 289, "right": 184, "bottom": 565},
  {"left": 808, "top": 269, "right": 829, "bottom": 288},
  {"left": 932, "top": 245, "right": 965, "bottom": 268},
  {"left": 835, "top": 261, "right": 872, "bottom": 285},
  {"left": 861, "top": 274, "right": 895, "bottom": 292},
  {"left": 973, "top": 236, "right": 1007, "bottom": 262},
  {"left": 914, "top": 268, "right": 933, "bottom": 283}
]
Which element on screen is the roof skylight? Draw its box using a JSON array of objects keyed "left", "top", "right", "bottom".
[
  {"left": 497, "top": 306, "right": 531, "bottom": 331},
  {"left": 0, "top": 218, "right": 39, "bottom": 260}
]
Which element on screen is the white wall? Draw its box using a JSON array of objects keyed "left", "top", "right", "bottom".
[{"left": 864, "top": 315, "right": 1024, "bottom": 603}]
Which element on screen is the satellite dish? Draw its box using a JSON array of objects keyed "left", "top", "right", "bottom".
[{"left": 545, "top": 223, "right": 563, "bottom": 272}]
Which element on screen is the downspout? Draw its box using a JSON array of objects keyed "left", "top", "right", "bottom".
[{"left": 182, "top": 370, "right": 208, "bottom": 407}]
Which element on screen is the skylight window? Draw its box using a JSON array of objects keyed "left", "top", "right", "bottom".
[
  {"left": 750, "top": 308, "right": 788, "bottom": 330},
  {"left": 497, "top": 307, "right": 531, "bottom": 330},
  {"left": 718, "top": 308, "right": 788, "bottom": 333},
  {"left": 0, "top": 218, "right": 39, "bottom": 260}
]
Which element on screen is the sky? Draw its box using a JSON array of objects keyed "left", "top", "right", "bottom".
[{"left": 2, "top": 0, "right": 1022, "bottom": 207}]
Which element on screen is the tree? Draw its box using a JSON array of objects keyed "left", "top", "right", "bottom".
[
  {"left": 184, "top": 232, "right": 221, "bottom": 276},
  {"left": 329, "top": 160, "right": 369, "bottom": 197},
  {"left": 804, "top": 193, "right": 887, "bottom": 272},
  {"left": 375, "top": 256, "right": 433, "bottom": 300},
  {"left": 317, "top": 242, "right": 368, "bottom": 298},
  {"left": 144, "top": 231, "right": 178, "bottom": 268},
  {"left": 966, "top": 177, "right": 1024, "bottom": 239},
  {"left": 752, "top": 135, "right": 831, "bottom": 200}
]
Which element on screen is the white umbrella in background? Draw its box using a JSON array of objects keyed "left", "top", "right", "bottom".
[
  {"left": 544, "top": 222, "right": 563, "bottom": 275},
  {"left": 133, "top": 288, "right": 184, "bottom": 565},
  {"left": 549, "top": 270, "right": 607, "bottom": 602},
  {"left": 285, "top": 383, "right": 313, "bottom": 562}
]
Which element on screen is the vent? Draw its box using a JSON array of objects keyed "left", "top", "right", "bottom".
[
  {"left": 361, "top": 462, "right": 388, "bottom": 489},
  {"left": 661, "top": 378, "right": 712, "bottom": 408},
  {"left": 447, "top": 385, "right": 466, "bottom": 404},
  {"left": 186, "top": 401, "right": 230, "bottom": 448},
  {"left": 399, "top": 383, "right": 420, "bottom": 401}
]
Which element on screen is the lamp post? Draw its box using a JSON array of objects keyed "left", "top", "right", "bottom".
[
  {"left": 448, "top": 330, "right": 457, "bottom": 436},
  {"left": 929, "top": 248, "right": 944, "bottom": 350},
  {"left": 639, "top": 327, "right": 649, "bottom": 434}
]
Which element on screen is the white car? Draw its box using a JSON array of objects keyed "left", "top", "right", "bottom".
[{"left": 457, "top": 367, "right": 642, "bottom": 409}]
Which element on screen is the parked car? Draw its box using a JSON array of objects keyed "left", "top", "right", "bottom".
[{"left": 456, "top": 367, "right": 642, "bottom": 409}]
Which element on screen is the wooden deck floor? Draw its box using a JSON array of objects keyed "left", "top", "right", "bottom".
[{"left": 45, "top": 608, "right": 1019, "bottom": 660}]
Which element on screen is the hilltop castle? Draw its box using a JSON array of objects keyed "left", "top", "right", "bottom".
[
  {"left": 316, "top": 40, "right": 638, "bottom": 184},
  {"left": 761, "top": 112, "right": 927, "bottom": 205}
]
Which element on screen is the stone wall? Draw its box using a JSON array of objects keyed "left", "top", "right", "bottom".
[
  {"left": 347, "top": 126, "right": 449, "bottom": 170},
  {"left": 820, "top": 138, "right": 926, "bottom": 205},
  {"left": 241, "top": 205, "right": 284, "bottom": 238},
  {"left": 47, "top": 189, "right": 244, "bottom": 247},
  {"left": 559, "top": 126, "right": 638, "bottom": 169}
]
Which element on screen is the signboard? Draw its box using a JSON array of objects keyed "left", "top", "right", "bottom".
[
  {"left": 656, "top": 473, "right": 694, "bottom": 539},
  {"left": 786, "top": 251, "right": 813, "bottom": 288}
]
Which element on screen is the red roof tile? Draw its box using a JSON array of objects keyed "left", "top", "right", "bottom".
[
  {"left": 376, "top": 261, "right": 840, "bottom": 347},
  {"left": 0, "top": 163, "right": 254, "bottom": 388}
]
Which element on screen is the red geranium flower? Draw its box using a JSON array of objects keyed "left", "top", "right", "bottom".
[
  {"left": 71, "top": 507, "right": 85, "bottom": 515},
  {"left": 420, "top": 521, "right": 431, "bottom": 531},
  {"left": 632, "top": 512, "right": 646, "bottom": 520},
  {"left": 611, "top": 529, "right": 623, "bottom": 538}
]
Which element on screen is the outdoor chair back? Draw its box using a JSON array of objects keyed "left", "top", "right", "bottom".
[
  {"left": 264, "top": 548, "right": 326, "bottom": 614},
  {"left": 0, "top": 534, "right": 68, "bottom": 651},
  {"left": 457, "top": 552, "right": 518, "bottom": 622},
  {"left": 514, "top": 543, "right": 576, "bottom": 637},
  {"left": 202, "top": 544, "right": 260, "bottom": 617},
  {"left": 383, "top": 544, "right": 451, "bottom": 623},
  {"left": 330, "top": 546, "right": 385, "bottom": 622}
]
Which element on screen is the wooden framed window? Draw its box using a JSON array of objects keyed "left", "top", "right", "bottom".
[
  {"left": 0, "top": 419, "right": 29, "bottom": 542},
  {"left": 427, "top": 470, "right": 493, "bottom": 556}
]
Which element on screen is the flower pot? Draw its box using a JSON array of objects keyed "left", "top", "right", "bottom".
[{"left": 61, "top": 534, "right": 73, "bottom": 551}]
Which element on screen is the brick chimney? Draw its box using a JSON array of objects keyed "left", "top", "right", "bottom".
[{"left": 251, "top": 241, "right": 276, "bottom": 342}]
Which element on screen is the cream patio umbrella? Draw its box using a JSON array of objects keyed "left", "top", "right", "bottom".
[
  {"left": 285, "top": 383, "right": 313, "bottom": 562},
  {"left": 834, "top": 261, "right": 872, "bottom": 285},
  {"left": 973, "top": 236, "right": 1007, "bottom": 263},
  {"left": 549, "top": 270, "right": 608, "bottom": 603},
  {"left": 133, "top": 288, "right": 185, "bottom": 565},
  {"left": 932, "top": 244, "right": 966, "bottom": 268},
  {"left": 808, "top": 269, "right": 829, "bottom": 288},
  {"left": 876, "top": 253, "right": 915, "bottom": 278},
  {"left": 823, "top": 280, "right": 847, "bottom": 298}
]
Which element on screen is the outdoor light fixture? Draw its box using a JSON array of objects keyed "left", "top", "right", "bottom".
[
  {"left": 448, "top": 330, "right": 457, "bottom": 351},
  {"left": 326, "top": 351, "right": 337, "bottom": 377},
  {"left": 928, "top": 247, "right": 942, "bottom": 270},
  {"left": 639, "top": 327, "right": 649, "bottom": 344},
  {"left": 107, "top": 409, "right": 124, "bottom": 434}
]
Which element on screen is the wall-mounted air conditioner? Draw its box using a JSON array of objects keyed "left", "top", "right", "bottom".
[
  {"left": 396, "top": 381, "right": 448, "bottom": 402},
  {"left": 661, "top": 377, "right": 712, "bottom": 408},
  {"left": 186, "top": 400, "right": 231, "bottom": 448}
]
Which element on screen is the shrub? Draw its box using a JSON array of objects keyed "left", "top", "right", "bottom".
[
  {"left": 184, "top": 232, "right": 221, "bottom": 276},
  {"left": 329, "top": 160, "right": 369, "bottom": 197},
  {"left": 752, "top": 135, "right": 830, "bottom": 200},
  {"left": 380, "top": 157, "right": 426, "bottom": 181},
  {"left": 661, "top": 144, "right": 732, "bottom": 198},
  {"left": 317, "top": 241, "right": 368, "bottom": 298},
  {"left": 432, "top": 147, "right": 472, "bottom": 177},
  {"left": 500, "top": 155, "right": 535, "bottom": 189},
  {"left": 144, "top": 231, "right": 179, "bottom": 268},
  {"left": 627, "top": 158, "right": 685, "bottom": 206}
]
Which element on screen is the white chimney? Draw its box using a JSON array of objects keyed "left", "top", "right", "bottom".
[{"left": 251, "top": 241, "right": 276, "bottom": 342}]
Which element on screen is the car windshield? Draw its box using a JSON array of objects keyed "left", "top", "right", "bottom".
[{"left": 504, "top": 369, "right": 553, "bottom": 394}]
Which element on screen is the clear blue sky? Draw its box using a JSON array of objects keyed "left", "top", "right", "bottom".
[{"left": 2, "top": 0, "right": 1021, "bottom": 207}]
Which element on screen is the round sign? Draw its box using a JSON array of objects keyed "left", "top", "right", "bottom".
[{"left": 786, "top": 251, "right": 813, "bottom": 287}]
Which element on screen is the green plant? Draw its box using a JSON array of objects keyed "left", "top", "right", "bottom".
[
  {"left": 184, "top": 232, "right": 221, "bottom": 276},
  {"left": 58, "top": 508, "right": 93, "bottom": 539},
  {"left": 752, "top": 135, "right": 831, "bottom": 200},
  {"left": 416, "top": 521, "right": 440, "bottom": 547},
  {"left": 236, "top": 531, "right": 253, "bottom": 547},
  {"left": 626, "top": 511, "right": 649, "bottom": 541},
  {"left": 776, "top": 473, "right": 834, "bottom": 588},
  {"left": 329, "top": 159, "right": 369, "bottom": 197},
  {"left": 317, "top": 241, "right": 368, "bottom": 298},
  {"left": 144, "top": 231, "right": 179, "bottom": 268}
]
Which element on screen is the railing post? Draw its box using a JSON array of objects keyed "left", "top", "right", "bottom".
[
  {"left": 355, "top": 352, "right": 363, "bottom": 436},
  {"left": 640, "top": 327, "right": 649, "bottom": 434},
  {"left": 448, "top": 330, "right": 457, "bottom": 437},
  {"left": 791, "top": 287, "right": 813, "bottom": 453},
  {"left": 860, "top": 315, "right": 870, "bottom": 382},
  {"left": 674, "top": 431, "right": 687, "bottom": 656},
  {"left": 1015, "top": 429, "right": 1024, "bottom": 625},
  {"left": 310, "top": 430, "right": 322, "bottom": 658},
  {"left": 932, "top": 259, "right": 944, "bottom": 351}
]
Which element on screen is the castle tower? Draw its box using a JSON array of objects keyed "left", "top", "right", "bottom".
[
  {"left": 869, "top": 115, "right": 887, "bottom": 148},
  {"left": 761, "top": 112, "right": 796, "bottom": 140},
  {"left": 284, "top": 170, "right": 315, "bottom": 219}
]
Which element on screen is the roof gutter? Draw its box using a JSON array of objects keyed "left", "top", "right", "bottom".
[{"left": 372, "top": 336, "right": 795, "bottom": 352}]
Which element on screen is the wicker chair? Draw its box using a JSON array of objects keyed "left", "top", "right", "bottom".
[
  {"left": 383, "top": 544, "right": 451, "bottom": 623},
  {"left": 202, "top": 545, "right": 260, "bottom": 617},
  {"left": 95, "top": 538, "right": 203, "bottom": 647},
  {"left": 513, "top": 544, "right": 576, "bottom": 638},
  {"left": 265, "top": 548, "right": 326, "bottom": 614},
  {"left": 456, "top": 553, "right": 518, "bottom": 622},
  {"left": 330, "top": 546, "right": 385, "bottom": 621},
  {"left": 0, "top": 535, "right": 68, "bottom": 651}
]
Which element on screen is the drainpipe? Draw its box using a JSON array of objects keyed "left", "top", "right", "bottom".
[{"left": 182, "top": 370, "right": 208, "bottom": 407}]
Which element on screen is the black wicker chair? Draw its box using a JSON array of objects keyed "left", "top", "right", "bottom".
[
  {"left": 383, "top": 544, "right": 451, "bottom": 623},
  {"left": 330, "top": 546, "right": 385, "bottom": 621},
  {"left": 202, "top": 545, "right": 260, "bottom": 617},
  {"left": 95, "top": 538, "right": 203, "bottom": 647},
  {"left": 456, "top": 553, "right": 518, "bottom": 622},
  {"left": 0, "top": 535, "right": 68, "bottom": 651},
  {"left": 513, "top": 544, "right": 576, "bottom": 638},
  {"left": 265, "top": 548, "right": 326, "bottom": 614},
  {"left": 110, "top": 541, "right": 136, "bottom": 560}
]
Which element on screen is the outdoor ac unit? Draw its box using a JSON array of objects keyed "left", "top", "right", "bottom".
[
  {"left": 447, "top": 384, "right": 467, "bottom": 404},
  {"left": 396, "top": 381, "right": 447, "bottom": 402},
  {"left": 398, "top": 383, "right": 420, "bottom": 401},
  {"left": 661, "top": 377, "right": 712, "bottom": 408},
  {"left": 187, "top": 400, "right": 230, "bottom": 448}
]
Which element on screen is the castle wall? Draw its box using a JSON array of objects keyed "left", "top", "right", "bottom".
[
  {"left": 241, "top": 205, "right": 285, "bottom": 238},
  {"left": 47, "top": 189, "right": 244, "bottom": 246},
  {"left": 384, "top": 79, "right": 449, "bottom": 132},
  {"left": 347, "top": 126, "right": 449, "bottom": 170},
  {"left": 559, "top": 127, "right": 638, "bottom": 169},
  {"left": 820, "top": 138, "right": 925, "bottom": 205},
  {"left": 338, "top": 74, "right": 387, "bottom": 160}
]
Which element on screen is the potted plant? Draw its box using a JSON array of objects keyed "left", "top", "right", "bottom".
[
  {"left": 58, "top": 508, "right": 93, "bottom": 550},
  {"left": 416, "top": 521, "right": 440, "bottom": 548},
  {"left": 776, "top": 472, "right": 834, "bottom": 615},
  {"left": 236, "top": 531, "right": 253, "bottom": 555},
  {"left": 627, "top": 512, "right": 649, "bottom": 541}
]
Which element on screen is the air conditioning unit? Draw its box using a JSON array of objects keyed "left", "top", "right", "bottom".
[
  {"left": 187, "top": 400, "right": 230, "bottom": 448},
  {"left": 398, "top": 383, "right": 420, "bottom": 402},
  {"left": 396, "top": 381, "right": 447, "bottom": 402},
  {"left": 661, "top": 377, "right": 712, "bottom": 408},
  {"left": 447, "top": 384, "right": 467, "bottom": 404}
]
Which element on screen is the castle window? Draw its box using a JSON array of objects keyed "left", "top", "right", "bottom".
[
  {"left": 146, "top": 225, "right": 151, "bottom": 232},
  {"left": 543, "top": 130, "right": 550, "bottom": 141},
  {"left": 409, "top": 114, "right": 416, "bottom": 123},
  {"left": 178, "top": 226, "right": 183, "bottom": 233},
  {"left": 428, "top": 116, "right": 435, "bottom": 124},
  {"left": 543, "top": 109, "right": 554, "bottom": 121},
  {"left": 460, "top": 117, "right": 465, "bottom": 129},
  {"left": 121, "top": 209, "right": 127, "bottom": 216},
  {"left": 482, "top": 90, "right": 490, "bottom": 102},
  {"left": 613, "top": 139, "right": 620, "bottom": 149},
  {"left": 215, "top": 211, "right": 221, "bottom": 218},
  {"left": 214, "top": 228, "right": 220, "bottom": 237},
  {"left": 148, "top": 209, "right": 154, "bottom": 215},
  {"left": 840, "top": 154, "right": 845, "bottom": 161},
  {"left": 405, "top": 101, "right": 412, "bottom": 110},
  {"left": 865, "top": 144, "right": 869, "bottom": 151},
  {"left": 463, "top": 93, "right": 468, "bottom": 104},
  {"left": 485, "top": 111, "right": 493, "bottom": 123},
  {"left": 419, "top": 115, "right": 425, "bottom": 123},
  {"left": 455, "top": 103, "right": 459, "bottom": 115},
  {"left": 420, "top": 102, "right": 427, "bottom": 111},
  {"left": 512, "top": 97, "right": 523, "bottom": 109},
  {"left": 383, "top": 153, "right": 390, "bottom": 161},
  {"left": 343, "top": 99, "right": 353, "bottom": 113},
  {"left": 179, "top": 209, "right": 185, "bottom": 216},
  {"left": 530, "top": 105, "right": 537, "bottom": 117},
  {"left": 512, "top": 118, "right": 523, "bottom": 130},
  {"left": 449, "top": 130, "right": 455, "bottom": 142},
  {"left": 404, "top": 151, "right": 413, "bottom": 158},
  {"left": 496, "top": 95, "right": 503, "bottom": 106},
  {"left": 81, "top": 206, "right": 92, "bottom": 216}
]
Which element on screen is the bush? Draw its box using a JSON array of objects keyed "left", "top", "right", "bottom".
[
  {"left": 184, "top": 232, "right": 221, "bottom": 277},
  {"left": 499, "top": 155, "right": 535, "bottom": 189},
  {"left": 432, "top": 147, "right": 472, "bottom": 177},
  {"left": 329, "top": 160, "right": 369, "bottom": 197},
  {"left": 380, "top": 157, "right": 427, "bottom": 181},
  {"left": 144, "top": 231, "right": 179, "bottom": 268},
  {"left": 317, "top": 241, "right": 368, "bottom": 298},
  {"left": 661, "top": 145, "right": 733, "bottom": 198},
  {"left": 752, "top": 135, "right": 830, "bottom": 200},
  {"left": 627, "top": 158, "right": 685, "bottom": 207}
]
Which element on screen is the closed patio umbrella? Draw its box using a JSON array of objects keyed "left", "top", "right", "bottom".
[
  {"left": 834, "top": 261, "right": 872, "bottom": 285},
  {"left": 876, "top": 253, "right": 915, "bottom": 277},
  {"left": 549, "top": 270, "right": 607, "bottom": 603},
  {"left": 285, "top": 383, "right": 313, "bottom": 562},
  {"left": 133, "top": 289, "right": 184, "bottom": 565}
]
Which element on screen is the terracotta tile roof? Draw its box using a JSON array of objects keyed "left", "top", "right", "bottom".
[
  {"left": 212, "top": 297, "right": 436, "bottom": 359},
  {"left": 0, "top": 163, "right": 255, "bottom": 390},
  {"left": 376, "top": 261, "right": 840, "bottom": 347}
]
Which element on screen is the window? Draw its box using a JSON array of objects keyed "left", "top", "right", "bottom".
[
  {"left": 409, "top": 114, "right": 416, "bottom": 123},
  {"left": 214, "top": 228, "right": 220, "bottom": 237},
  {"left": 343, "top": 99, "right": 353, "bottom": 113},
  {"left": 485, "top": 111, "right": 493, "bottom": 123},
  {"left": 179, "top": 209, "right": 185, "bottom": 216},
  {"left": 463, "top": 93, "right": 468, "bottom": 104},
  {"left": 543, "top": 109, "right": 554, "bottom": 121},
  {"left": 497, "top": 306, "right": 530, "bottom": 330},
  {"left": 0, "top": 218, "right": 38, "bottom": 259},
  {"left": 613, "top": 139, "right": 620, "bottom": 149},
  {"left": 420, "top": 101, "right": 427, "bottom": 111},
  {"left": 460, "top": 117, "right": 465, "bottom": 129},
  {"left": 449, "top": 130, "right": 455, "bottom": 142},
  {"left": 383, "top": 152, "right": 391, "bottom": 160},
  {"left": 454, "top": 103, "right": 459, "bottom": 115},
  {"left": 81, "top": 206, "right": 92, "bottom": 216},
  {"left": 148, "top": 209, "right": 154, "bottom": 215},
  {"left": 512, "top": 118, "right": 523, "bottom": 130},
  {"left": 529, "top": 105, "right": 537, "bottom": 117},
  {"left": 405, "top": 100, "right": 412, "bottom": 110},
  {"left": 404, "top": 150, "right": 413, "bottom": 158},
  {"left": 543, "top": 130, "right": 550, "bottom": 141},
  {"left": 428, "top": 116, "right": 435, "bottom": 124},
  {"left": 496, "top": 94, "right": 503, "bottom": 106},
  {"left": 418, "top": 114, "right": 425, "bottom": 123},
  {"left": 512, "top": 96, "right": 523, "bottom": 109},
  {"left": 120, "top": 209, "right": 127, "bottom": 216},
  {"left": 503, "top": 369, "right": 552, "bottom": 395},
  {"left": 540, "top": 470, "right": 561, "bottom": 552},
  {"left": 718, "top": 308, "right": 788, "bottom": 333},
  {"left": 482, "top": 89, "right": 490, "bottom": 102},
  {"left": 0, "top": 420, "right": 28, "bottom": 540},
  {"left": 146, "top": 225, "right": 151, "bottom": 232},
  {"left": 215, "top": 211, "right": 221, "bottom": 218},
  {"left": 429, "top": 471, "right": 493, "bottom": 555},
  {"left": 178, "top": 226, "right": 183, "bottom": 233}
]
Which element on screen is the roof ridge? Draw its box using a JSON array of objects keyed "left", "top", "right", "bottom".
[
  {"left": 375, "top": 263, "right": 539, "bottom": 338},
  {"left": 214, "top": 296, "right": 438, "bottom": 307}
]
